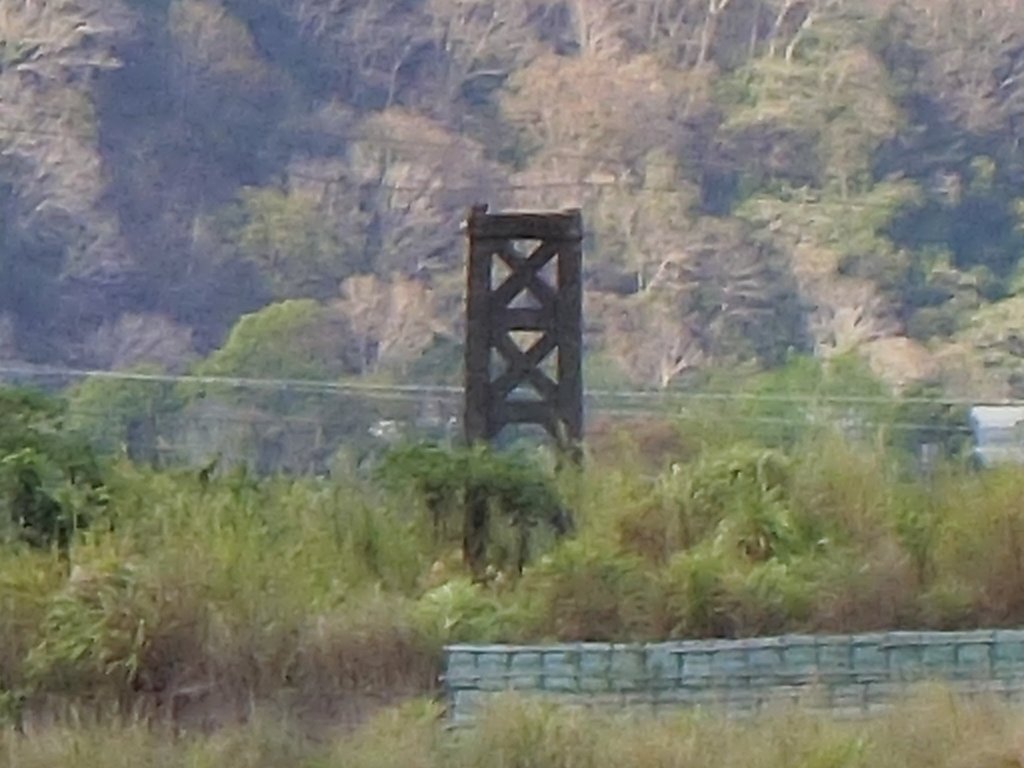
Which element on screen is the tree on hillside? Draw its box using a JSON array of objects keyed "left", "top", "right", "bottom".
[
  {"left": 96, "top": 0, "right": 297, "bottom": 336},
  {"left": 873, "top": 0, "right": 1024, "bottom": 288},
  {"left": 501, "top": 52, "right": 696, "bottom": 167},
  {"left": 879, "top": 0, "right": 1024, "bottom": 137},
  {"left": 592, "top": 217, "right": 807, "bottom": 387},
  {"left": 588, "top": 150, "right": 701, "bottom": 292},
  {"left": 605, "top": 0, "right": 847, "bottom": 69},
  {"left": 275, "top": 0, "right": 437, "bottom": 109},
  {"left": 189, "top": 300, "right": 360, "bottom": 473},
  {"left": 721, "top": 40, "right": 904, "bottom": 197},
  {"left": 78, "top": 314, "right": 193, "bottom": 373},
  {"left": 716, "top": 23, "right": 927, "bottom": 362},
  {"left": 804, "top": 276, "right": 901, "bottom": 357},
  {"left": 589, "top": 290, "right": 708, "bottom": 389},
  {"left": 0, "top": 179, "right": 64, "bottom": 356},
  {"left": 655, "top": 217, "right": 808, "bottom": 366},
  {"left": 0, "top": 313, "right": 15, "bottom": 360},
  {"left": 334, "top": 273, "right": 451, "bottom": 377},
  {"left": 209, "top": 186, "right": 362, "bottom": 300},
  {"left": 500, "top": 51, "right": 712, "bottom": 288},
  {"left": 6, "top": 0, "right": 1024, "bottom": 396},
  {"left": 340, "top": 108, "right": 508, "bottom": 276},
  {"left": 66, "top": 366, "right": 184, "bottom": 466},
  {"left": 166, "top": 0, "right": 291, "bottom": 180},
  {"left": 423, "top": 0, "right": 549, "bottom": 115},
  {"left": 953, "top": 297, "right": 1024, "bottom": 396},
  {"left": 738, "top": 181, "right": 920, "bottom": 277},
  {"left": 737, "top": 180, "right": 917, "bottom": 354},
  {"left": 198, "top": 299, "right": 347, "bottom": 381}
]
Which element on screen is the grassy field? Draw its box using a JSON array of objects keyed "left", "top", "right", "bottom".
[{"left": 4, "top": 689, "right": 1024, "bottom": 768}]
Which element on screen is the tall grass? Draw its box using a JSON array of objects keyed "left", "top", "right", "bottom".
[
  {"left": 0, "top": 465, "right": 442, "bottom": 727},
  {"left": 3, "top": 689, "right": 1024, "bottom": 768}
]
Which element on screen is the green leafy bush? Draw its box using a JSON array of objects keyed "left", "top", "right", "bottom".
[
  {"left": 66, "top": 368, "right": 184, "bottom": 467},
  {"left": 414, "top": 577, "right": 511, "bottom": 644},
  {"left": 376, "top": 443, "right": 572, "bottom": 575},
  {"left": 517, "top": 541, "right": 659, "bottom": 641},
  {"left": 25, "top": 558, "right": 159, "bottom": 697},
  {"left": 661, "top": 548, "right": 734, "bottom": 637},
  {"left": 0, "top": 388, "right": 106, "bottom": 552},
  {"left": 680, "top": 444, "right": 798, "bottom": 561}
]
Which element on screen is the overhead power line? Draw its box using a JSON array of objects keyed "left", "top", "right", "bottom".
[
  {"left": 0, "top": 363, "right": 1015, "bottom": 410},
  {"left": 0, "top": 363, "right": 460, "bottom": 398},
  {"left": 62, "top": 403, "right": 972, "bottom": 436}
]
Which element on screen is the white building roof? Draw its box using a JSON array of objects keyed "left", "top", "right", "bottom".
[{"left": 969, "top": 406, "right": 1024, "bottom": 431}]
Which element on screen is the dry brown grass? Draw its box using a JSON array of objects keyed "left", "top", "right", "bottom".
[{"left": 6, "top": 688, "right": 1024, "bottom": 768}]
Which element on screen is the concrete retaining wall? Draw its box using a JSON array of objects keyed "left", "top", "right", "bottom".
[{"left": 443, "top": 631, "right": 1024, "bottom": 724}]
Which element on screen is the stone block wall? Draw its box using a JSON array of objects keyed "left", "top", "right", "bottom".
[{"left": 443, "top": 631, "right": 1024, "bottom": 724}]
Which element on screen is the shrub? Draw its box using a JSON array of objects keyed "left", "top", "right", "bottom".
[
  {"left": 725, "top": 559, "right": 816, "bottom": 636},
  {"left": 376, "top": 443, "right": 572, "bottom": 576},
  {"left": 292, "top": 592, "right": 439, "bottom": 697},
  {"left": 0, "top": 387, "right": 106, "bottom": 553},
  {"left": 584, "top": 417, "right": 693, "bottom": 472},
  {"left": 614, "top": 499, "right": 676, "bottom": 565},
  {"left": 661, "top": 548, "right": 734, "bottom": 637},
  {"left": 928, "top": 467, "right": 1024, "bottom": 622},
  {"left": 454, "top": 696, "right": 603, "bottom": 768},
  {"left": 25, "top": 557, "right": 169, "bottom": 699},
  {"left": 13, "top": 402, "right": 1024, "bottom": 724},
  {"left": 680, "top": 444, "right": 799, "bottom": 561},
  {"left": 414, "top": 577, "right": 512, "bottom": 644},
  {"left": 788, "top": 433, "right": 893, "bottom": 550},
  {"left": 0, "top": 548, "right": 66, "bottom": 702},
  {"left": 517, "top": 541, "right": 659, "bottom": 641},
  {"left": 806, "top": 542, "right": 919, "bottom": 632}
]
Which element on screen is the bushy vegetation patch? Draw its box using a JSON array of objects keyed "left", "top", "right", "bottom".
[{"left": 3, "top": 384, "right": 1024, "bottom": 727}]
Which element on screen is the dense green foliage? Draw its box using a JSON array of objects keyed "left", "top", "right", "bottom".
[
  {"left": 3, "top": 0, "right": 1024, "bottom": 400},
  {"left": 375, "top": 442, "right": 572, "bottom": 575},
  {"left": 0, "top": 389, "right": 105, "bottom": 551},
  {"left": 0, "top": 377, "right": 1016, "bottom": 732}
]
